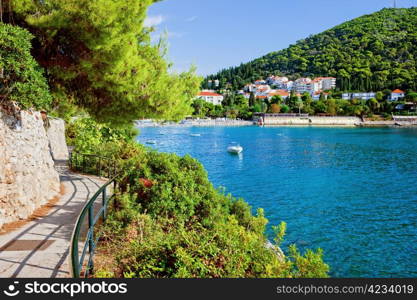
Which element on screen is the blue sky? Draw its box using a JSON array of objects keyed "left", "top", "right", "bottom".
[{"left": 146, "top": 0, "right": 416, "bottom": 76}]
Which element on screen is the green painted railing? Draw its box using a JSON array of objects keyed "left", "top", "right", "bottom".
[
  {"left": 69, "top": 153, "right": 119, "bottom": 278},
  {"left": 69, "top": 152, "right": 117, "bottom": 179}
]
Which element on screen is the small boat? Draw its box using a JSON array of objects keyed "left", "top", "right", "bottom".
[
  {"left": 146, "top": 140, "right": 157, "bottom": 145},
  {"left": 227, "top": 144, "right": 243, "bottom": 154},
  {"left": 190, "top": 134, "right": 201, "bottom": 137}
]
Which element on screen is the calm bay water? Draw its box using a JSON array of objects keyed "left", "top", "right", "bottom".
[{"left": 138, "top": 126, "right": 417, "bottom": 278}]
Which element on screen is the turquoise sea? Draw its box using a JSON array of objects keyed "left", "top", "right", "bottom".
[{"left": 138, "top": 126, "right": 417, "bottom": 278}]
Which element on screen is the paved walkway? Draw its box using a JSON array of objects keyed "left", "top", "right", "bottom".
[{"left": 0, "top": 164, "right": 108, "bottom": 278}]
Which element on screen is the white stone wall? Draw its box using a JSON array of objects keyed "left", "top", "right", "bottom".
[
  {"left": 0, "top": 111, "right": 61, "bottom": 228},
  {"left": 47, "top": 118, "right": 69, "bottom": 161},
  {"left": 263, "top": 116, "right": 361, "bottom": 126}
]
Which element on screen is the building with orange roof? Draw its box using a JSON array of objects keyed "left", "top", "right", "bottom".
[
  {"left": 197, "top": 90, "right": 224, "bottom": 105},
  {"left": 268, "top": 90, "right": 290, "bottom": 99},
  {"left": 390, "top": 89, "right": 405, "bottom": 101}
]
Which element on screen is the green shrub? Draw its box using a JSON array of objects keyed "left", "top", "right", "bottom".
[
  {"left": 66, "top": 117, "right": 138, "bottom": 154},
  {"left": 93, "top": 143, "right": 329, "bottom": 278},
  {"left": 0, "top": 24, "right": 51, "bottom": 110},
  {"left": 68, "top": 118, "right": 329, "bottom": 278}
]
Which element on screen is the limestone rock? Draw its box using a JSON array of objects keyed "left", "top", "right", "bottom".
[
  {"left": 47, "top": 118, "right": 69, "bottom": 161},
  {"left": 0, "top": 111, "right": 61, "bottom": 229}
]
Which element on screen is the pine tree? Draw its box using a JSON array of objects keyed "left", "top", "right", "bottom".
[{"left": 6, "top": 0, "right": 201, "bottom": 124}]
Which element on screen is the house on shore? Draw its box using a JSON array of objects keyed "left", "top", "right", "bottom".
[
  {"left": 390, "top": 89, "right": 405, "bottom": 101},
  {"left": 197, "top": 91, "right": 224, "bottom": 105}
]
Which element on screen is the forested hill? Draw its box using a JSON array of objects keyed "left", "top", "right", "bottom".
[{"left": 203, "top": 8, "right": 417, "bottom": 92}]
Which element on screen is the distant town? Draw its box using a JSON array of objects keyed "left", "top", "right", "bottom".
[
  {"left": 193, "top": 75, "right": 417, "bottom": 122},
  {"left": 198, "top": 76, "right": 406, "bottom": 105}
]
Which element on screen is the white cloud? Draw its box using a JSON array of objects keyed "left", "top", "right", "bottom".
[
  {"left": 185, "top": 16, "right": 198, "bottom": 22},
  {"left": 151, "top": 30, "right": 186, "bottom": 43},
  {"left": 167, "top": 31, "right": 185, "bottom": 38},
  {"left": 144, "top": 15, "right": 165, "bottom": 27}
]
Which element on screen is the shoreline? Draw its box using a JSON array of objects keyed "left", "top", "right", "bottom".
[{"left": 136, "top": 119, "right": 417, "bottom": 128}]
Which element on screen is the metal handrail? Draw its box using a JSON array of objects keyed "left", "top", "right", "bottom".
[
  {"left": 69, "top": 152, "right": 117, "bottom": 179},
  {"left": 68, "top": 152, "right": 119, "bottom": 278},
  {"left": 69, "top": 175, "right": 119, "bottom": 278}
]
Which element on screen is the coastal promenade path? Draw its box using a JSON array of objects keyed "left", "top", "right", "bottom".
[{"left": 0, "top": 162, "right": 108, "bottom": 278}]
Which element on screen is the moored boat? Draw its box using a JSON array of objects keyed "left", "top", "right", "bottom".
[{"left": 227, "top": 144, "right": 243, "bottom": 154}]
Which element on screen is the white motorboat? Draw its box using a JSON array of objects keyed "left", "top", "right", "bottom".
[
  {"left": 227, "top": 144, "right": 243, "bottom": 154},
  {"left": 190, "top": 133, "right": 201, "bottom": 137}
]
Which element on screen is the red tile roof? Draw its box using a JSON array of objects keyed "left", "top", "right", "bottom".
[
  {"left": 392, "top": 89, "right": 405, "bottom": 94},
  {"left": 198, "top": 91, "right": 222, "bottom": 97},
  {"left": 268, "top": 90, "right": 289, "bottom": 97}
]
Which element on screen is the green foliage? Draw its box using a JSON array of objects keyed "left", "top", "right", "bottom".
[
  {"left": 8, "top": 0, "right": 201, "bottom": 124},
  {"left": 191, "top": 99, "right": 224, "bottom": 119},
  {"left": 270, "top": 95, "right": 283, "bottom": 105},
  {"left": 83, "top": 137, "right": 329, "bottom": 278},
  {"left": 66, "top": 117, "right": 138, "bottom": 154},
  {"left": 289, "top": 245, "right": 329, "bottom": 278},
  {"left": 273, "top": 222, "right": 287, "bottom": 246},
  {"left": 406, "top": 92, "right": 417, "bottom": 102},
  {"left": 204, "top": 8, "right": 417, "bottom": 92},
  {"left": 193, "top": 93, "right": 252, "bottom": 120},
  {"left": 366, "top": 98, "right": 381, "bottom": 113},
  {"left": 0, "top": 23, "right": 51, "bottom": 110},
  {"left": 280, "top": 104, "right": 290, "bottom": 113}
]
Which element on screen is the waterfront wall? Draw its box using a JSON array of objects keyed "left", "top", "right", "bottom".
[
  {"left": 137, "top": 119, "right": 254, "bottom": 127},
  {"left": 0, "top": 110, "right": 61, "bottom": 228},
  {"left": 262, "top": 116, "right": 362, "bottom": 126}
]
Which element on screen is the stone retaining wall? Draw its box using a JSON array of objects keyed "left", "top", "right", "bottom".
[
  {"left": 0, "top": 110, "right": 61, "bottom": 229},
  {"left": 47, "top": 118, "right": 69, "bottom": 161}
]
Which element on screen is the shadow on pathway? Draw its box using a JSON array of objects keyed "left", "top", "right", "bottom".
[{"left": 0, "top": 163, "right": 108, "bottom": 278}]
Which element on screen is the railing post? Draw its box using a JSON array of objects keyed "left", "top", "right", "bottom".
[
  {"left": 71, "top": 236, "right": 80, "bottom": 278},
  {"left": 98, "top": 157, "right": 101, "bottom": 177},
  {"left": 69, "top": 152, "right": 72, "bottom": 170},
  {"left": 102, "top": 188, "right": 106, "bottom": 221},
  {"left": 88, "top": 205, "right": 94, "bottom": 273}
]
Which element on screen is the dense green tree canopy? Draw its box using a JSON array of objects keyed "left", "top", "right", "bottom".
[
  {"left": 204, "top": 8, "right": 417, "bottom": 92},
  {"left": 0, "top": 23, "right": 51, "bottom": 110},
  {"left": 4, "top": 0, "right": 200, "bottom": 124}
]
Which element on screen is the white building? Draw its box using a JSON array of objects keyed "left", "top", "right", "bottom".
[
  {"left": 295, "top": 77, "right": 336, "bottom": 95},
  {"left": 268, "top": 76, "right": 289, "bottom": 87},
  {"left": 294, "top": 78, "right": 313, "bottom": 94},
  {"left": 246, "top": 76, "right": 336, "bottom": 99},
  {"left": 342, "top": 92, "right": 376, "bottom": 100},
  {"left": 390, "top": 89, "right": 405, "bottom": 101},
  {"left": 254, "top": 80, "right": 267, "bottom": 85},
  {"left": 316, "top": 77, "right": 337, "bottom": 90},
  {"left": 197, "top": 91, "right": 224, "bottom": 105}
]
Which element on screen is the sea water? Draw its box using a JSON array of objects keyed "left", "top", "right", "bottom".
[{"left": 138, "top": 126, "right": 417, "bottom": 278}]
